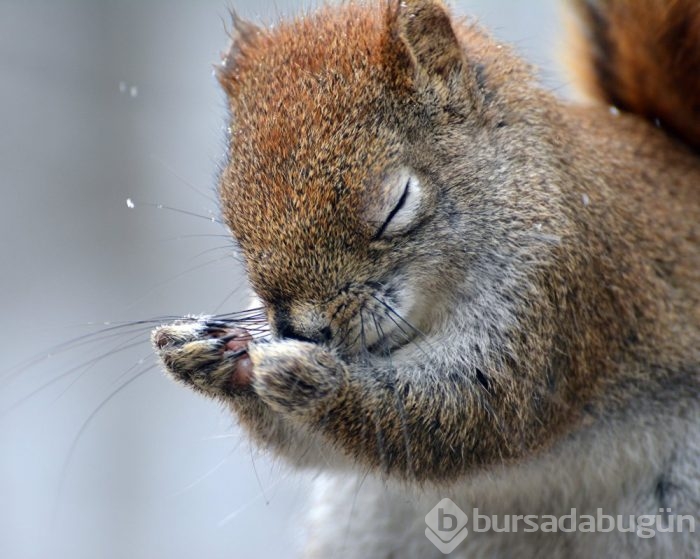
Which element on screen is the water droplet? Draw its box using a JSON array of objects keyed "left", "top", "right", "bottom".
[
  {"left": 126, "top": 198, "right": 135, "bottom": 209},
  {"left": 582, "top": 193, "right": 590, "bottom": 206},
  {"left": 157, "top": 204, "right": 164, "bottom": 209},
  {"left": 609, "top": 106, "right": 620, "bottom": 116},
  {"left": 119, "top": 81, "right": 127, "bottom": 93},
  {"left": 129, "top": 86, "right": 138, "bottom": 98}
]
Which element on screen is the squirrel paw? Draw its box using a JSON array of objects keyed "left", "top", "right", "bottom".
[
  {"left": 249, "top": 339, "right": 343, "bottom": 418},
  {"left": 152, "top": 319, "right": 253, "bottom": 398}
]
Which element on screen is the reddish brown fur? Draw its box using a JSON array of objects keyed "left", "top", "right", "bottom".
[
  {"left": 207, "top": 0, "right": 700, "bottom": 479},
  {"left": 217, "top": 2, "right": 534, "bottom": 303},
  {"left": 219, "top": 5, "right": 397, "bottom": 300},
  {"left": 569, "top": 0, "right": 700, "bottom": 152},
  {"left": 154, "top": 3, "right": 700, "bottom": 553}
]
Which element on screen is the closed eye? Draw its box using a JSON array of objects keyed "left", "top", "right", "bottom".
[
  {"left": 372, "top": 171, "right": 423, "bottom": 240},
  {"left": 374, "top": 179, "right": 410, "bottom": 239}
]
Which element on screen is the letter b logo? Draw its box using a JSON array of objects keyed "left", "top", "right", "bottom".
[
  {"left": 425, "top": 498, "right": 469, "bottom": 554},
  {"left": 438, "top": 508, "right": 457, "bottom": 532}
]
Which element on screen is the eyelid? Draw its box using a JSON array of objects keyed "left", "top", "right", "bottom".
[
  {"left": 373, "top": 179, "right": 410, "bottom": 240},
  {"left": 371, "top": 170, "right": 424, "bottom": 240}
]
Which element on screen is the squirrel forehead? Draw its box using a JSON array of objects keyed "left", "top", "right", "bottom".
[
  {"left": 218, "top": 5, "right": 408, "bottom": 250},
  {"left": 218, "top": 2, "right": 408, "bottom": 159},
  {"left": 219, "top": 4, "right": 395, "bottom": 95},
  {"left": 220, "top": 115, "right": 399, "bottom": 256}
]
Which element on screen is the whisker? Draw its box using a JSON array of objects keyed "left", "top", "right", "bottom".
[
  {"left": 369, "top": 294, "right": 434, "bottom": 355},
  {"left": 185, "top": 244, "right": 238, "bottom": 263},
  {"left": 212, "top": 307, "right": 267, "bottom": 320},
  {"left": 369, "top": 312, "right": 388, "bottom": 357},
  {"left": 6, "top": 308, "right": 269, "bottom": 395},
  {"left": 108, "top": 350, "right": 156, "bottom": 390},
  {"left": 53, "top": 365, "right": 155, "bottom": 525},
  {"left": 213, "top": 284, "right": 248, "bottom": 314},
  {"left": 3, "top": 308, "right": 276, "bottom": 411},
  {"left": 2, "top": 318, "right": 181, "bottom": 384},
  {"left": 334, "top": 310, "right": 355, "bottom": 351},
  {"left": 371, "top": 312, "right": 416, "bottom": 478},
  {"left": 370, "top": 314, "right": 393, "bottom": 475},
  {"left": 170, "top": 450, "right": 236, "bottom": 498},
  {"left": 358, "top": 309, "right": 370, "bottom": 363},
  {"left": 149, "top": 154, "right": 220, "bottom": 207},
  {"left": 2, "top": 337, "right": 151, "bottom": 416},
  {"left": 120, "top": 255, "right": 238, "bottom": 315},
  {"left": 339, "top": 464, "right": 372, "bottom": 555},
  {"left": 383, "top": 312, "right": 432, "bottom": 359},
  {"left": 216, "top": 469, "right": 296, "bottom": 527},
  {"left": 205, "top": 309, "right": 271, "bottom": 342},
  {"left": 160, "top": 233, "right": 233, "bottom": 241},
  {"left": 133, "top": 201, "right": 224, "bottom": 225},
  {"left": 249, "top": 444, "right": 270, "bottom": 506}
]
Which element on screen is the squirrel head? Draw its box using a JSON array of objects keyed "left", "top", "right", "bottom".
[{"left": 216, "top": 0, "right": 549, "bottom": 353}]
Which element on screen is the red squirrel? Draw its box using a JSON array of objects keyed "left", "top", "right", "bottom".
[{"left": 153, "top": 1, "right": 700, "bottom": 556}]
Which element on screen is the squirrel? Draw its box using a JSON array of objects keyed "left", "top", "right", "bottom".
[{"left": 152, "top": 0, "right": 700, "bottom": 557}]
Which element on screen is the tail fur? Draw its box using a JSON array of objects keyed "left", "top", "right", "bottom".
[{"left": 568, "top": 0, "right": 700, "bottom": 152}]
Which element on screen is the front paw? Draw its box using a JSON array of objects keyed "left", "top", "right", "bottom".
[
  {"left": 249, "top": 340, "right": 344, "bottom": 418},
  {"left": 152, "top": 318, "right": 253, "bottom": 399}
]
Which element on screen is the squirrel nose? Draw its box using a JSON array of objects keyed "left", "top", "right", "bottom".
[{"left": 273, "top": 312, "right": 332, "bottom": 344}]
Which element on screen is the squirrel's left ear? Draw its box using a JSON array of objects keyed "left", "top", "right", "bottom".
[
  {"left": 216, "top": 11, "right": 260, "bottom": 94},
  {"left": 388, "top": 0, "right": 465, "bottom": 86}
]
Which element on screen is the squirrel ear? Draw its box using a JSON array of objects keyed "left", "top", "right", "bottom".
[
  {"left": 216, "top": 11, "right": 260, "bottom": 90},
  {"left": 391, "top": 0, "right": 464, "bottom": 84}
]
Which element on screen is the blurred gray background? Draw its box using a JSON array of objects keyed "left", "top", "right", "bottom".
[{"left": 0, "top": 1, "right": 563, "bottom": 558}]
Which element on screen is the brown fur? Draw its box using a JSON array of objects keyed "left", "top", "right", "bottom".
[
  {"left": 206, "top": 0, "right": 700, "bottom": 476},
  {"left": 153, "top": 1, "right": 700, "bottom": 554},
  {"left": 568, "top": 0, "right": 700, "bottom": 151}
]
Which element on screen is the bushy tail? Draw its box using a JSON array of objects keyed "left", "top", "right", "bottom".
[{"left": 568, "top": 0, "right": 700, "bottom": 152}]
